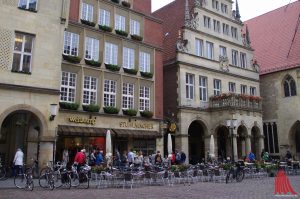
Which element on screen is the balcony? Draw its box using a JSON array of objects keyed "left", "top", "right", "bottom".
[{"left": 209, "top": 93, "right": 262, "bottom": 112}]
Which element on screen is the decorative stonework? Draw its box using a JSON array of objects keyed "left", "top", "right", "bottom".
[
  {"left": 219, "top": 56, "right": 229, "bottom": 72},
  {"left": 251, "top": 59, "right": 260, "bottom": 72},
  {"left": 0, "top": 28, "right": 14, "bottom": 71},
  {"left": 194, "top": 0, "right": 207, "bottom": 7},
  {"left": 176, "top": 30, "right": 188, "bottom": 52}
]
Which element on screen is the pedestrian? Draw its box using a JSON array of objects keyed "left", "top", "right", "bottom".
[
  {"left": 114, "top": 149, "right": 121, "bottom": 168},
  {"left": 95, "top": 150, "right": 103, "bottom": 166},
  {"left": 180, "top": 150, "right": 186, "bottom": 164},
  {"left": 127, "top": 149, "right": 134, "bottom": 166},
  {"left": 13, "top": 148, "right": 24, "bottom": 176},
  {"left": 88, "top": 149, "right": 96, "bottom": 166},
  {"left": 62, "top": 149, "right": 69, "bottom": 166},
  {"left": 175, "top": 150, "right": 181, "bottom": 165},
  {"left": 247, "top": 151, "right": 255, "bottom": 163},
  {"left": 74, "top": 149, "right": 86, "bottom": 170},
  {"left": 154, "top": 151, "right": 162, "bottom": 165}
]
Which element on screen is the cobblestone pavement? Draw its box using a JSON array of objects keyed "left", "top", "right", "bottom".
[{"left": 0, "top": 176, "right": 299, "bottom": 199}]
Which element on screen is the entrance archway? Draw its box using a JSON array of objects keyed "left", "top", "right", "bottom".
[
  {"left": 188, "top": 121, "right": 206, "bottom": 164},
  {"left": 0, "top": 111, "right": 42, "bottom": 167},
  {"left": 237, "top": 126, "right": 247, "bottom": 159},
  {"left": 289, "top": 121, "right": 300, "bottom": 159},
  {"left": 251, "top": 126, "right": 260, "bottom": 159},
  {"left": 216, "top": 126, "right": 229, "bottom": 162}
]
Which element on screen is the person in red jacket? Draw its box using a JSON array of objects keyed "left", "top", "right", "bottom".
[{"left": 74, "top": 149, "right": 86, "bottom": 167}]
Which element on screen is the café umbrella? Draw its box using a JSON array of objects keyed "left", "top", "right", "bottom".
[
  {"left": 106, "top": 129, "right": 112, "bottom": 160},
  {"left": 167, "top": 133, "right": 172, "bottom": 158},
  {"left": 210, "top": 134, "right": 215, "bottom": 158}
]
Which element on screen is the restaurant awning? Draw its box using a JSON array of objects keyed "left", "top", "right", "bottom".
[
  {"left": 112, "top": 129, "right": 162, "bottom": 139},
  {"left": 57, "top": 125, "right": 109, "bottom": 137}
]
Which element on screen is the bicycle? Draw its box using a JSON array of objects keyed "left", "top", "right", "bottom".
[
  {"left": 0, "top": 158, "right": 6, "bottom": 180},
  {"left": 39, "top": 161, "right": 55, "bottom": 190},
  {"left": 71, "top": 164, "right": 90, "bottom": 189},
  {"left": 14, "top": 160, "right": 38, "bottom": 191},
  {"left": 226, "top": 161, "right": 245, "bottom": 183},
  {"left": 52, "top": 162, "right": 71, "bottom": 189}
]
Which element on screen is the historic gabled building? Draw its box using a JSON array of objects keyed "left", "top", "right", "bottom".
[
  {"left": 154, "top": 0, "right": 263, "bottom": 163},
  {"left": 246, "top": 1, "right": 300, "bottom": 160}
]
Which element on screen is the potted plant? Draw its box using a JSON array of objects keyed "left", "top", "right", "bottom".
[
  {"left": 122, "top": 109, "right": 137, "bottom": 116},
  {"left": 140, "top": 71, "right": 153, "bottom": 78},
  {"left": 82, "top": 104, "right": 100, "bottom": 112},
  {"left": 99, "top": 25, "right": 113, "bottom": 32},
  {"left": 266, "top": 164, "right": 278, "bottom": 177},
  {"left": 121, "top": 1, "right": 131, "bottom": 7},
  {"left": 140, "top": 110, "right": 153, "bottom": 118},
  {"left": 84, "top": 59, "right": 101, "bottom": 67},
  {"left": 105, "top": 63, "right": 121, "bottom": 72},
  {"left": 80, "top": 19, "right": 96, "bottom": 27},
  {"left": 59, "top": 102, "right": 80, "bottom": 110},
  {"left": 103, "top": 106, "right": 119, "bottom": 114},
  {"left": 62, "top": 54, "right": 81, "bottom": 64},
  {"left": 123, "top": 68, "right": 137, "bottom": 75},
  {"left": 115, "top": 29, "right": 128, "bottom": 37},
  {"left": 130, "top": 34, "right": 143, "bottom": 41}
]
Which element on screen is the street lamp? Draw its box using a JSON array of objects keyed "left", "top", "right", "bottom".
[
  {"left": 49, "top": 104, "right": 58, "bottom": 121},
  {"left": 226, "top": 119, "right": 238, "bottom": 163}
]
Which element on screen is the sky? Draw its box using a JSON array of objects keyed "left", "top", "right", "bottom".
[{"left": 151, "top": 0, "right": 298, "bottom": 21}]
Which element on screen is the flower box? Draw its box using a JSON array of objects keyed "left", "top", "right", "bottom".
[
  {"left": 121, "top": 1, "right": 131, "bottom": 8},
  {"left": 59, "top": 102, "right": 79, "bottom": 110},
  {"left": 115, "top": 29, "right": 128, "bottom": 37},
  {"left": 130, "top": 34, "right": 143, "bottom": 41},
  {"left": 140, "top": 110, "right": 153, "bottom": 118},
  {"left": 111, "top": 0, "right": 120, "bottom": 3},
  {"left": 103, "top": 106, "right": 119, "bottom": 114},
  {"left": 85, "top": 59, "right": 101, "bottom": 67},
  {"left": 122, "top": 109, "right": 137, "bottom": 116},
  {"left": 123, "top": 68, "right": 137, "bottom": 75},
  {"left": 105, "top": 63, "right": 121, "bottom": 72},
  {"left": 62, "top": 54, "right": 81, "bottom": 64},
  {"left": 80, "top": 19, "right": 96, "bottom": 27},
  {"left": 99, "top": 25, "right": 113, "bottom": 32},
  {"left": 140, "top": 71, "right": 153, "bottom": 78},
  {"left": 82, "top": 104, "right": 100, "bottom": 112}
]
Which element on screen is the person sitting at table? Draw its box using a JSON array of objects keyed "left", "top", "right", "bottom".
[
  {"left": 247, "top": 151, "right": 255, "bottom": 163},
  {"left": 154, "top": 151, "right": 163, "bottom": 165}
]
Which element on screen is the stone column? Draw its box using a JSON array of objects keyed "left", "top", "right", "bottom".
[
  {"left": 245, "top": 135, "right": 252, "bottom": 155},
  {"left": 241, "top": 140, "right": 246, "bottom": 157},
  {"left": 258, "top": 135, "right": 265, "bottom": 159},
  {"left": 232, "top": 129, "right": 238, "bottom": 161},
  {"left": 175, "top": 134, "right": 189, "bottom": 163}
]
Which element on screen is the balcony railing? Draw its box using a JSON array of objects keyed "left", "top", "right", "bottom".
[{"left": 209, "top": 93, "right": 262, "bottom": 112}]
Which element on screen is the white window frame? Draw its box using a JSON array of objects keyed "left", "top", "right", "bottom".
[
  {"left": 83, "top": 76, "right": 97, "bottom": 105},
  {"left": 223, "top": 23, "right": 229, "bottom": 35},
  {"left": 219, "top": 46, "right": 227, "bottom": 57},
  {"left": 103, "top": 79, "right": 116, "bottom": 107},
  {"left": 12, "top": 32, "right": 34, "bottom": 73},
  {"left": 199, "top": 76, "right": 208, "bottom": 102},
  {"left": 213, "top": 79, "right": 221, "bottom": 96},
  {"left": 250, "top": 87, "right": 257, "bottom": 96},
  {"left": 232, "top": 50, "right": 239, "bottom": 66},
  {"left": 204, "top": 16, "right": 211, "bottom": 28},
  {"left": 139, "top": 52, "right": 150, "bottom": 72},
  {"left": 60, "top": 71, "right": 77, "bottom": 103},
  {"left": 85, "top": 37, "right": 99, "bottom": 61},
  {"left": 115, "top": 15, "right": 126, "bottom": 31},
  {"left": 231, "top": 27, "right": 238, "bottom": 39},
  {"left": 104, "top": 42, "right": 118, "bottom": 65},
  {"left": 130, "top": 19, "right": 140, "bottom": 35},
  {"left": 240, "top": 85, "right": 247, "bottom": 94},
  {"left": 186, "top": 73, "right": 195, "bottom": 100},
  {"left": 99, "top": 9, "right": 110, "bottom": 26},
  {"left": 240, "top": 52, "right": 247, "bottom": 68},
  {"left": 229, "top": 82, "right": 236, "bottom": 93},
  {"left": 139, "top": 86, "right": 150, "bottom": 111},
  {"left": 206, "top": 41, "right": 214, "bottom": 60},
  {"left": 18, "top": 0, "right": 38, "bottom": 10},
  {"left": 221, "top": 3, "right": 227, "bottom": 13},
  {"left": 81, "top": 3, "right": 93, "bottom": 22},
  {"left": 123, "top": 47, "right": 135, "bottom": 69},
  {"left": 63, "top": 31, "right": 79, "bottom": 56},
  {"left": 122, "top": 83, "right": 134, "bottom": 109},
  {"left": 213, "top": 20, "right": 220, "bottom": 32},
  {"left": 195, "top": 39, "right": 204, "bottom": 57}
]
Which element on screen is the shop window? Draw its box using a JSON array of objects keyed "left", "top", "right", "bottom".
[{"left": 133, "top": 139, "right": 156, "bottom": 156}]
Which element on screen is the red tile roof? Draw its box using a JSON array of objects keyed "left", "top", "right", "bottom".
[{"left": 246, "top": 1, "right": 300, "bottom": 75}]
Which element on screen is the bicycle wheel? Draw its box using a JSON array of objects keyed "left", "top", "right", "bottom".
[
  {"left": 70, "top": 172, "right": 80, "bottom": 187},
  {"left": 0, "top": 167, "right": 6, "bottom": 180},
  {"left": 53, "top": 172, "right": 63, "bottom": 188},
  {"left": 236, "top": 170, "right": 244, "bottom": 182},
  {"left": 14, "top": 174, "right": 26, "bottom": 189},
  {"left": 62, "top": 174, "right": 71, "bottom": 189},
  {"left": 226, "top": 172, "right": 234, "bottom": 184},
  {"left": 79, "top": 173, "right": 89, "bottom": 189},
  {"left": 25, "top": 174, "right": 34, "bottom": 191}
]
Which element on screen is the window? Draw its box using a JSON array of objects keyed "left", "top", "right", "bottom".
[
  {"left": 263, "top": 123, "right": 279, "bottom": 154},
  {"left": 240, "top": 85, "right": 247, "bottom": 94},
  {"left": 12, "top": 33, "right": 34, "bottom": 73},
  {"left": 133, "top": 139, "right": 156, "bottom": 156},
  {"left": 123, "top": 47, "right": 135, "bottom": 69},
  {"left": 104, "top": 42, "right": 118, "bottom": 65},
  {"left": 229, "top": 82, "right": 236, "bottom": 93},
  {"left": 186, "top": 73, "right": 194, "bottom": 99},
  {"left": 122, "top": 83, "right": 134, "bottom": 109},
  {"left": 213, "top": 20, "right": 220, "bottom": 32},
  {"left": 115, "top": 15, "right": 126, "bottom": 31},
  {"left": 222, "top": 23, "right": 229, "bottom": 35},
  {"left": 83, "top": 76, "right": 97, "bottom": 105},
  {"left": 195, "top": 39, "right": 203, "bottom": 57},
  {"left": 85, "top": 37, "right": 99, "bottom": 61},
  {"left": 199, "top": 76, "right": 208, "bottom": 101},
  {"left": 104, "top": 79, "right": 116, "bottom": 107},
  {"left": 139, "top": 52, "right": 150, "bottom": 72},
  {"left": 81, "top": 3, "right": 93, "bottom": 22},
  {"left": 284, "top": 75, "right": 297, "bottom": 97},
  {"left": 63, "top": 31, "right": 79, "bottom": 56},
  {"left": 240, "top": 53, "right": 247, "bottom": 68},
  {"left": 130, "top": 19, "right": 140, "bottom": 35},
  {"left": 221, "top": 3, "right": 227, "bottom": 13},
  {"left": 99, "top": 9, "right": 110, "bottom": 26},
  {"left": 232, "top": 50, "right": 238, "bottom": 66},
  {"left": 212, "top": 0, "right": 219, "bottom": 10},
  {"left": 250, "top": 87, "right": 256, "bottom": 96},
  {"left": 219, "top": 46, "right": 227, "bottom": 57},
  {"left": 140, "top": 86, "right": 150, "bottom": 111},
  {"left": 213, "top": 79, "right": 221, "bottom": 96},
  {"left": 206, "top": 41, "right": 214, "bottom": 59},
  {"left": 203, "top": 16, "right": 211, "bottom": 28},
  {"left": 231, "top": 27, "right": 238, "bottom": 39},
  {"left": 18, "top": 0, "right": 37, "bottom": 10},
  {"left": 60, "top": 71, "right": 76, "bottom": 103}
]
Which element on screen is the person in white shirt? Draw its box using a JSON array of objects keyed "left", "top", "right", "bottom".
[{"left": 13, "top": 148, "right": 24, "bottom": 176}]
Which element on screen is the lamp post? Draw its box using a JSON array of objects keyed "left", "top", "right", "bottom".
[
  {"left": 226, "top": 119, "right": 238, "bottom": 163},
  {"left": 49, "top": 104, "right": 58, "bottom": 121}
]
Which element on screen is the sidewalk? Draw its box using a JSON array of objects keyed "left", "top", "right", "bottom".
[{"left": 0, "top": 178, "right": 40, "bottom": 189}]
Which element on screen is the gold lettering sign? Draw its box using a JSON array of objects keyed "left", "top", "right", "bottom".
[
  {"left": 119, "top": 121, "right": 154, "bottom": 129},
  {"left": 68, "top": 116, "right": 96, "bottom": 125}
]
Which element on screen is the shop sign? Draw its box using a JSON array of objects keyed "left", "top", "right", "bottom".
[
  {"left": 119, "top": 121, "right": 154, "bottom": 129},
  {"left": 68, "top": 116, "right": 96, "bottom": 125}
]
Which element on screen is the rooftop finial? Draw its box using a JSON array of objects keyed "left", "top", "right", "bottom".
[
  {"left": 235, "top": 0, "right": 241, "bottom": 20},
  {"left": 185, "top": 0, "right": 190, "bottom": 26}
]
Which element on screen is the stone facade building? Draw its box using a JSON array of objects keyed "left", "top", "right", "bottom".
[
  {"left": 154, "top": 0, "right": 263, "bottom": 163},
  {"left": 246, "top": 1, "right": 300, "bottom": 160}
]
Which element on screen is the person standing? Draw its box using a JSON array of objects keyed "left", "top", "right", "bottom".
[
  {"left": 154, "top": 151, "right": 162, "bottom": 165},
  {"left": 13, "top": 148, "right": 24, "bottom": 176},
  {"left": 180, "top": 150, "right": 186, "bottom": 164},
  {"left": 247, "top": 151, "right": 255, "bottom": 163},
  {"left": 95, "top": 150, "right": 103, "bottom": 166},
  {"left": 74, "top": 149, "right": 86, "bottom": 167},
  {"left": 127, "top": 149, "right": 134, "bottom": 166}
]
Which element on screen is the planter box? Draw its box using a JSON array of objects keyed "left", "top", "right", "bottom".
[
  {"left": 81, "top": 19, "right": 96, "bottom": 27},
  {"left": 103, "top": 106, "right": 119, "bottom": 114},
  {"left": 59, "top": 102, "right": 79, "bottom": 110},
  {"left": 105, "top": 63, "right": 120, "bottom": 72},
  {"left": 123, "top": 68, "right": 137, "bottom": 75},
  {"left": 99, "top": 25, "right": 113, "bottom": 32},
  {"left": 82, "top": 104, "right": 100, "bottom": 112},
  {"left": 115, "top": 29, "right": 128, "bottom": 37},
  {"left": 111, "top": 0, "right": 120, "bottom": 3},
  {"left": 140, "top": 71, "right": 153, "bottom": 78},
  {"left": 62, "top": 54, "right": 81, "bottom": 64},
  {"left": 130, "top": 34, "right": 143, "bottom": 41},
  {"left": 122, "top": 109, "right": 137, "bottom": 116},
  {"left": 140, "top": 110, "right": 153, "bottom": 118},
  {"left": 85, "top": 59, "right": 101, "bottom": 67},
  {"left": 121, "top": 1, "right": 131, "bottom": 7}
]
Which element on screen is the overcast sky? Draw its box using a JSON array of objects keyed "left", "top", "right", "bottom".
[{"left": 152, "top": 0, "right": 298, "bottom": 21}]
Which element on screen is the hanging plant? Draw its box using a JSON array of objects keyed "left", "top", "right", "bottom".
[
  {"left": 80, "top": 19, "right": 96, "bottom": 27},
  {"left": 105, "top": 63, "right": 121, "bottom": 72},
  {"left": 103, "top": 106, "right": 119, "bottom": 114},
  {"left": 123, "top": 68, "right": 138, "bottom": 75},
  {"left": 85, "top": 59, "right": 101, "bottom": 67},
  {"left": 99, "top": 25, "right": 113, "bottom": 32},
  {"left": 140, "top": 71, "right": 153, "bottom": 78},
  {"left": 122, "top": 109, "right": 137, "bottom": 116},
  {"left": 62, "top": 54, "right": 81, "bottom": 64},
  {"left": 82, "top": 104, "right": 100, "bottom": 112},
  {"left": 140, "top": 110, "right": 153, "bottom": 118},
  {"left": 130, "top": 34, "right": 143, "bottom": 41},
  {"left": 115, "top": 29, "right": 128, "bottom": 37}
]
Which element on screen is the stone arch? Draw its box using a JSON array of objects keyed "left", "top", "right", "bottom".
[
  {"left": 289, "top": 121, "right": 300, "bottom": 158},
  {"left": 237, "top": 125, "right": 248, "bottom": 159},
  {"left": 214, "top": 125, "right": 230, "bottom": 161},
  {"left": 251, "top": 126, "right": 261, "bottom": 159}
]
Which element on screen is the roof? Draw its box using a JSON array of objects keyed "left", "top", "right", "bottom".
[{"left": 245, "top": 1, "right": 300, "bottom": 75}]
